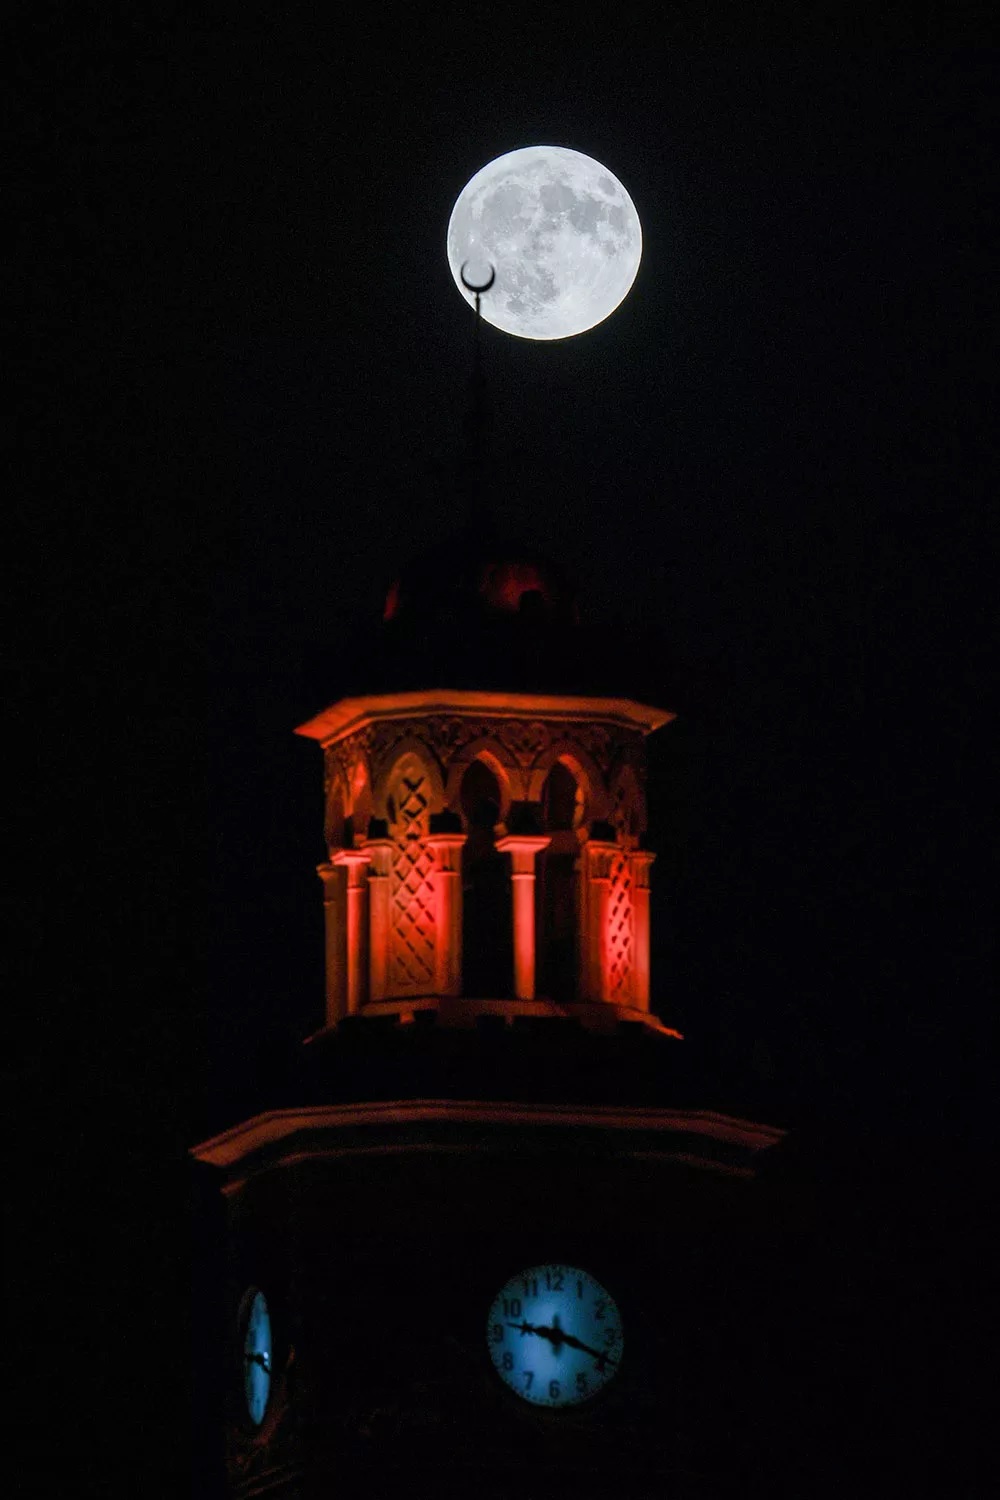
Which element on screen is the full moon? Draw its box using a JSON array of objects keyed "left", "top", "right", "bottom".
[{"left": 447, "top": 146, "right": 642, "bottom": 340}]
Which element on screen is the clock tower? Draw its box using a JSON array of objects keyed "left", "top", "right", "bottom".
[{"left": 193, "top": 527, "right": 786, "bottom": 1498}]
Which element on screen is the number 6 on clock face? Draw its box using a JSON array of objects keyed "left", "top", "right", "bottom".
[{"left": 486, "top": 1265, "right": 623, "bottom": 1407}]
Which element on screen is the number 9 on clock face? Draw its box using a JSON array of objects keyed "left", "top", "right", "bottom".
[{"left": 487, "top": 1265, "right": 623, "bottom": 1407}]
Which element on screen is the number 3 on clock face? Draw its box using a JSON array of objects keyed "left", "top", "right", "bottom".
[{"left": 487, "top": 1265, "right": 623, "bottom": 1407}]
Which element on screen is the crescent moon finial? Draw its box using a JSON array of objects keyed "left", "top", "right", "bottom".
[{"left": 460, "top": 260, "right": 496, "bottom": 294}]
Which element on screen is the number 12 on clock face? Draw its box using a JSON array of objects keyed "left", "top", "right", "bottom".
[{"left": 486, "top": 1264, "right": 623, "bottom": 1408}]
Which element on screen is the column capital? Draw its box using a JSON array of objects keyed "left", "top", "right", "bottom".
[
  {"left": 632, "top": 849, "right": 656, "bottom": 886},
  {"left": 496, "top": 833, "right": 551, "bottom": 875},
  {"left": 361, "top": 838, "right": 395, "bottom": 877},
  {"left": 582, "top": 838, "right": 618, "bottom": 882},
  {"left": 332, "top": 848, "right": 371, "bottom": 885},
  {"left": 426, "top": 832, "right": 467, "bottom": 876}
]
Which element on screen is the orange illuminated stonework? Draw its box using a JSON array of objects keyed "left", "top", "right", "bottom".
[
  {"left": 194, "top": 535, "right": 795, "bottom": 1500},
  {"left": 296, "top": 688, "right": 680, "bottom": 1038}
]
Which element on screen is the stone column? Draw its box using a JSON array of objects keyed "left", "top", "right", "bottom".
[
  {"left": 496, "top": 834, "right": 551, "bottom": 1001},
  {"left": 425, "top": 833, "right": 467, "bottom": 997},
  {"left": 630, "top": 850, "right": 656, "bottom": 1012},
  {"left": 317, "top": 862, "right": 347, "bottom": 1027},
  {"left": 574, "top": 851, "right": 586, "bottom": 1001},
  {"left": 363, "top": 838, "right": 395, "bottom": 1003},
  {"left": 579, "top": 838, "right": 617, "bottom": 1003},
  {"left": 332, "top": 850, "right": 370, "bottom": 1015}
]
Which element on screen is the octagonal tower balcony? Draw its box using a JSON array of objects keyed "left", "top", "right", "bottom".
[{"left": 295, "top": 529, "right": 678, "bottom": 1040}]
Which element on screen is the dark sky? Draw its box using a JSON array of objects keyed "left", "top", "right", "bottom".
[{"left": 12, "top": 13, "right": 989, "bottom": 1490}]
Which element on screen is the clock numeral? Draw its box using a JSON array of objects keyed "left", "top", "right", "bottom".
[{"left": 491, "top": 1269, "right": 621, "bottom": 1406}]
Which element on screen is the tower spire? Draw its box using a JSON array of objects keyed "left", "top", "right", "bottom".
[{"left": 459, "top": 259, "right": 496, "bottom": 531}]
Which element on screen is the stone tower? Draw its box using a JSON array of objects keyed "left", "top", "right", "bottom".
[{"left": 193, "top": 527, "right": 785, "bottom": 1499}]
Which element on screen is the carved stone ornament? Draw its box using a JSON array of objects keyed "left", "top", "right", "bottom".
[
  {"left": 323, "top": 729, "right": 371, "bottom": 795},
  {"left": 325, "top": 716, "right": 641, "bottom": 787}
]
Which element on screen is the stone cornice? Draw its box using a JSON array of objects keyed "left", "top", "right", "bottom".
[
  {"left": 295, "top": 689, "right": 674, "bottom": 747},
  {"left": 191, "top": 1098, "right": 786, "bottom": 1179}
]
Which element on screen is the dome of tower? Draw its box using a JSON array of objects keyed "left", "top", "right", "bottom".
[
  {"left": 382, "top": 529, "right": 580, "bottom": 629},
  {"left": 333, "top": 525, "right": 602, "bottom": 697},
  {"left": 302, "top": 523, "right": 670, "bottom": 707}
]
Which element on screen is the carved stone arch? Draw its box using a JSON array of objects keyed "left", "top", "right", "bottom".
[
  {"left": 324, "top": 772, "right": 349, "bottom": 854},
  {"left": 372, "top": 735, "right": 445, "bottom": 821},
  {"left": 526, "top": 738, "right": 610, "bottom": 825},
  {"left": 608, "top": 761, "right": 646, "bottom": 844},
  {"left": 444, "top": 737, "right": 519, "bottom": 819}
]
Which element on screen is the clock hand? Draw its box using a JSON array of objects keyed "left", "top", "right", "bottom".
[
  {"left": 553, "top": 1330, "right": 618, "bottom": 1368},
  {"left": 507, "top": 1318, "right": 559, "bottom": 1343},
  {"left": 508, "top": 1319, "right": 545, "bottom": 1338},
  {"left": 506, "top": 1321, "right": 617, "bottom": 1368},
  {"left": 509, "top": 1326, "right": 563, "bottom": 1350}
]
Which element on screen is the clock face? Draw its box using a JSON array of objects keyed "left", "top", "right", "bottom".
[
  {"left": 242, "top": 1290, "right": 272, "bottom": 1426},
  {"left": 487, "top": 1265, "right": 623, "bottom": 1407}
]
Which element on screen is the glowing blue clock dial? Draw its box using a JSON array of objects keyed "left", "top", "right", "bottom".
[
  {"left": 242, "top": 1290, "right": 272, "bottom": 1426},
  {"left": 487, "top": 1265, "right": 623, "bottom": 1407}
]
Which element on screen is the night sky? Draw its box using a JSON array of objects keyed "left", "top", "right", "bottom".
[{"left": 13, "top": 11, "right": 989, "bottom": 1495}]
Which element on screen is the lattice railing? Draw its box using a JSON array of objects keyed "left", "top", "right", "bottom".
[
  {"left": 607, "top": 849, "right": 633, "bottom": 999},
  {"left": 388, "top": 767, "right": 436, "bottom": 993}
]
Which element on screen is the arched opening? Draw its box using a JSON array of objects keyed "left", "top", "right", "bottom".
[
  {"left": 538, "top": 761, "right": 580, "bottom": 1002},
  {"left": 543, "top": 759, "right": 581, "bottom": 831},
  {"left": 460, "top": 759, "right": 512, "bottom": 998}
]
